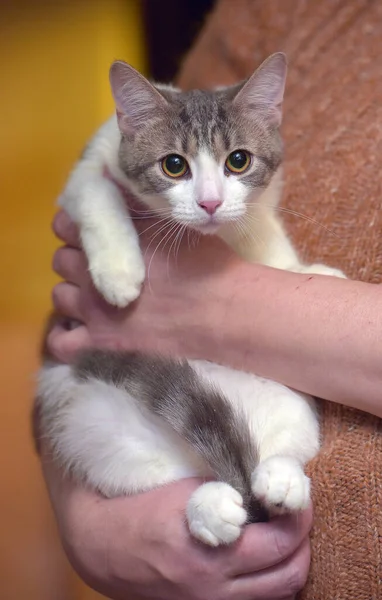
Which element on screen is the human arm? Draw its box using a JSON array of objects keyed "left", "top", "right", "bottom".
[{"left": 50, "top": 210, "right": 382, "bottom": 418}]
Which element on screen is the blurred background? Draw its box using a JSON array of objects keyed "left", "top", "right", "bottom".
[{"left": 0, "top": 1, "right": 213, "bottom": 598}]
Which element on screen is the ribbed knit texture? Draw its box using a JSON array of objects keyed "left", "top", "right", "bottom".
[{"left": 177, "top": 2, "right": 382, "bottom": 597}]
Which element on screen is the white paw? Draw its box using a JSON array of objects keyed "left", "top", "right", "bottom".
[
  {"left": 186, "top": 482, "right": 247, "bottom": 547},
  {"left": 291, "top": 263, "right": 346, "bottom": 278},
  {"left": 89, "top": 252, "right": 145, "bottom": 307},
  {"left": 251, "top": 456, "right": 310, "bottom": 513}
]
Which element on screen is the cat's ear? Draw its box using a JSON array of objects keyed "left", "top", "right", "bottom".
[
  {"left": 109, "top": 61, "right": 168, "bottom": 134},
  {"left": 233, "top": 53, "right": 287, "bottom": 127}
]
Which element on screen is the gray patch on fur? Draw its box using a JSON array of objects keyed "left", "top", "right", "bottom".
[{"left": 75, "top": 349, "right": 267, "bottom": 522}]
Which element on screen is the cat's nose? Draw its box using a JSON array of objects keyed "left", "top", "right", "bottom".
[{"left": 198, "top": 200, "right": 222, "bottom": 215}]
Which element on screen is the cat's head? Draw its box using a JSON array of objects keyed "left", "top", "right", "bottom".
[{"left": 110, "top": 53, "right": 287, "bottom": 234}]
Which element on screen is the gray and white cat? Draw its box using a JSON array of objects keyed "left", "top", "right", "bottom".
[{"left": 35, "top": 53, "right": 344, "bottom": 547}]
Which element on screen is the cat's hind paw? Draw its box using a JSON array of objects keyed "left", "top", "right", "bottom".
[
  {"left": 186, "top": 482, "right": 247, "bottom": 547},
  {"left": 89, "top": 254, "right": 145, "bottom": 307},
  {"left": 251, "top": 456, "right": 310, "bottom": 514}
]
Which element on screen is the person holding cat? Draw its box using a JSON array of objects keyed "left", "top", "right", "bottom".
[{"left": 38, "top": 1, "right": 382, "bottom": 599}]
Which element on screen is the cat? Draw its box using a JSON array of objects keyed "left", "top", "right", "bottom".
[{"left": 34, "top": 53, "right": 345, "bottom": 547}]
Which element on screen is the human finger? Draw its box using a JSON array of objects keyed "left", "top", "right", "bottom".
[
  {"left": 53, "top": 246, "right": 88, "bottom": 286},
  {"left": 231, "top": 537, "right": 310, "bottom": 600},
  {"left": 230, "top": 506, "right": 312, "bottom": 576},
  {"left": 52, "top": 211, "right": 80, "bottom": 247},
  {"left": 47, "top": 323, "right": 92, "bottom": 364},
  {"left": 52, "top": 282, "right": 83, "bottom": 322}
]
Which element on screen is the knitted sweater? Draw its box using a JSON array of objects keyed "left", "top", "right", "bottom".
[{"left": 177, "top": 1, "right": 382, "bottom": 598}]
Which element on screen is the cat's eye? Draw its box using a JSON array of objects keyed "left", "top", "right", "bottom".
[
  {"left": 161, "top": 154, "right": 189, "bottom": 178},
  {"left": 225, "top": 150, "right": 251, "bottom": 174}
]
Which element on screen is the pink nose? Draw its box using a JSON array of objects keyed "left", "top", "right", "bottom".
[{"left": 198, "top": 200, "right": 222, "bottom": 215}]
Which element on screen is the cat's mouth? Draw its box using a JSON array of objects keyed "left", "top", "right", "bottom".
[
  {"left": 188, "top": 214, "right": 239, "bottom": 235},
  {"left": 177, "top": 211, "right": 244, "bottom": 235},
  {"left": 196, "top": 222, "right": 220, "bottom": 235}
]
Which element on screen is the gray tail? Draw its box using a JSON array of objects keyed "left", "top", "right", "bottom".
[{"left": 75, "top": 349, "right": 267, "bottom": 522}]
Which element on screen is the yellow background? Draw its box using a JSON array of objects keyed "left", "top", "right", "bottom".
[{"left": 0, "top": 1, "right": 146, "bottom": 597}]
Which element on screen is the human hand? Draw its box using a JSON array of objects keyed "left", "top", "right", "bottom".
[
  {"left": 48, "top": 207, "right": 250, "bottom": 363},
  {"left": 42, "top": 446, "right": 312, "bottom": 600}
]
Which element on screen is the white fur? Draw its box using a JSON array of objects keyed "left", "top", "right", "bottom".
[
  {"left": 38, "top": 357, "right": 319, "bottom": 546},
  {"left": 59, "top": 116, "right": 144, "bottom": 307},
  {"left": 186, "top": 482, "right": 247, "bottom": 547},
  {"left": 251, "top": 456, "right": 310, "bottom": 513},
  {"left": 48, "top": 98, "right": 345, "bottom": 546}
]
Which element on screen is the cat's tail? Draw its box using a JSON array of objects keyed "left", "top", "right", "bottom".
[{"left": 75, "top": 349, "right": 266, "bottom": 521}]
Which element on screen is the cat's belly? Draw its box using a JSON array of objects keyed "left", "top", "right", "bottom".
[
  {"left": 188, "top": 359, "right": 317, "bottom": 462},
  {"left": 37, "top": 358, "right": 318, "bottom": 499}
]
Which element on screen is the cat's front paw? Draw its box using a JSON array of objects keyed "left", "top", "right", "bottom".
[
  {"left": 291, "top": 263, "right": 346, "bottom": 278},
  {"left": 186, "top": 482, "right": 247, "bottom": 547},
  {"left": 89, "top": 253, "right": 145, "bottom": 307},
  {"left": 251, "top": 456, "right": 310, "bottom": 514}
]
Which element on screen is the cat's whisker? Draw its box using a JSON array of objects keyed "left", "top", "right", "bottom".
[
  {"left": 166, "top": 223, "right": 184, "bottom": 278},
  {"left": 245, "top": 202, "right": 339, "bottom": 238},
  {"left": 235, "top": 220, "right": 249, "bottom": 242},
  {"left": 234, "top": 216, "right": 250, "bottom": 240},
  {"left": 146, "top": 223, "right": 178, "bottom": 260},
  {"left": 186, "top": 227, "right": 199, "bottom": 251},
  {"left": 145, "top": 222, "right": 176, "bottom": 291},
  {"left": 236, "top": 215, "right": 267, "bottom": 253},
  {"left": 275, "top": 207, "right": 339, "bottom": 238},
  {"left": 146, "top": 224, "right": 174, "bottom": 294},
  {"left": 129, "top": 205, "right": 173, "bottom": 216},
  {"left": 138, "top": 215, "right": 173, "bottom": 237},
  {"left": 232, "top": 220, "right": 244, "bottom": 240},
  {"left": 147, "top": 220, "right": 181, "bottom": 292},
  {"left": 194, "top": 230, "right": 202, "bottom": 250},
  {"left": 161, "top": 221, "right": 189, "bottom": 280},
  {"left": 179, "top": 225, "right": 188, "bottom": 254},
  {"left": 145, "top": 218, "right": 177, "bottom": 254},
  {"left": 163, "top": 222, "right": 181, "bottom": 255},
  {"left": 129, "top": 206, "right": 173, "bottom": 224},
  {"left": 174, "top": 224, "right": 188, "bottom": 265},
  {"left": 187, "top": 228, "right": 192, "bottom": 251},
  {"left": 234, "top": 214, "right": 252, "bottom": 236},
  {"left": 130, "top": 214, "right": 171, "bottom": 220}
]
